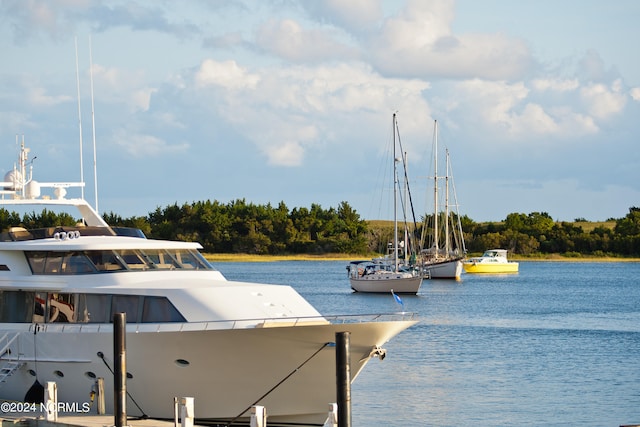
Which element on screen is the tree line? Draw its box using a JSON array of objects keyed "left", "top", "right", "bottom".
[
  {"left": 2, "top": 200, "right": 640, "bottom": 257},
  {"left": 461, "top": 209, "right": 640, "bottom": 257}
]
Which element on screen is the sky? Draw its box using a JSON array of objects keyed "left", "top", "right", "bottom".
[{"left": 1, "top": 0, "right": 639, "bottom": 223}]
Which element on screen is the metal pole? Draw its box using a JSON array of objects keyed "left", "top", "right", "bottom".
[
  {"left": 114, "top": 312, "right": 127, "bottom": 427},
  {"left": 335, "top": 331, "right": 351, "bottom": 427}
]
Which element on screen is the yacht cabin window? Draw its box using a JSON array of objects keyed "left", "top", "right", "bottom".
[
  {"left": 0, "top": 291, "right": 34, "bottom": 323},
  {"left": 0, "top": 291, "right": 185, "bottom": 323},
  {"left": 24, "top": 249, "right": 212, "bottom": 274},
  {"left": 112, "top": 295, "right": 140, "bottom": 321}
]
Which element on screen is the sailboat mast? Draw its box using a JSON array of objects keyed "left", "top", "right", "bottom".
[
  {"left": 445, "top": 149, "right": 450, "bottom": 255},
  {"left": 393, "top": 113, "right": 399, "bottom": 273},
  {"left": 403, "top": 150, "right": 408, "bottom": 263},
  {"left": 433, "top": 120, "right": 439, "bottom": 256}
]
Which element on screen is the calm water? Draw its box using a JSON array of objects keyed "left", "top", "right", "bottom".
[{"left": 216, "top": 261, "right": 640, "bottom": 427}]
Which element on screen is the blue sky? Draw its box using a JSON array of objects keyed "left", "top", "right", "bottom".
[{"left": 1, "top": 0, "right": 639, "bottom": 222}]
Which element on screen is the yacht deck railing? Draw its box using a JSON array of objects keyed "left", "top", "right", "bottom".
[{"left": 28, "top": 312, "right": 417, "bottom": 334}]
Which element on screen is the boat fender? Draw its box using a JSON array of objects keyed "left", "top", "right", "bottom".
[{"left": 24, "top": 379, "right": 45, "bottom": 404}]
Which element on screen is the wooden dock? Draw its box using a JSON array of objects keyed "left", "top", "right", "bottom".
[{"left": 1, "top": 414, "right": 184, "bottom": 426}]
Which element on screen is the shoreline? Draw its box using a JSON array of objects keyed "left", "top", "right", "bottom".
[
  {"left": 204, "top": 253, "right": 357, "bottom": 262},
  {"left": 204, "top": 253, "right": 640, "bottom": 263}
]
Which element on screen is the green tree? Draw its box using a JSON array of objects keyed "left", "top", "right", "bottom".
[
  {"left": 0, "top": 209, "right": 23, "bottom": 230},
  {"left": 615, "top": 207, "right": 640, "bottom": 236}
]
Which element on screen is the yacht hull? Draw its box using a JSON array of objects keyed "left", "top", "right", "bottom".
[
  {"left": 0, "top": 320, "right": 416, "bottom": 426},
  {"left": 463, "top": 262, "right": 519, "bottom": 274},
  {"left": 463, "top": 249, "right": 519, "bottom": 274}
]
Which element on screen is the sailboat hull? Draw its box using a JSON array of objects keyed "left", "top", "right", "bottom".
[
  {"left": 350, "top": 274, "right": 423, "bottom": 294},
  {"left": 423, "top": 258, "right": 463, "bottom": 279}
]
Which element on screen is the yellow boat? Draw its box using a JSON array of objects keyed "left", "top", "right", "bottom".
[{"left": 463, "top": 249, "right": 519, "bottom": 274}]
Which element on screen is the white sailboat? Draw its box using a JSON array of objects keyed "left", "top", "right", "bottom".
[
  {"left": 0, "top": 138, "right": 417, "bottom": 426},
  {"left": 347, "top": 114, "right": 423, "bottom": 294},
  {"left": 420, "top": 120, "right": 466, "bottom": 279}
]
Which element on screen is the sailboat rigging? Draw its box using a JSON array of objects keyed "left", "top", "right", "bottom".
[
  {"left": 347, "top": 113, "right": 423, "bottom": 294},
  {"left": 419, "top": 120, "right": 466, "bottom": 279}
]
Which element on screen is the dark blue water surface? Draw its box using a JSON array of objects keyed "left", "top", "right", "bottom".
[{"left": 216, "top": 261, "right": 640, "bottom": 427}]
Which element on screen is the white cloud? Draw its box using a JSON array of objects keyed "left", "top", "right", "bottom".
[
  {"left": 455, "top": 79, "right": 598, "bottom": 139},
  {"left": 111, "top": 130, "right": 188, "bottom": 157},
  {"left": 27, "top": 86, "right": 72, "bottom": 107},
  {"left": 631, "top": 87, "right": 640, "bottom": 101},
  {"left": 0, "top": 112, "right": 35, "bottom": 134},
  {"left": 155, "top": 112, "right": 185, "bottom": 129},
  {"left": 369, "top": 0, "right": 532, "bottom": 80},
  {"left": 181, "top": 60, "right": 432, "bottom": 166},
  {"left": 301, "top": 0, "right": 383, "bottom": 32},
  {"left": 195, "top": 59, "right": 260, "bottom": 89},
  {"left": 90, "top": 63, "right": 157, "bottom": 113},
  {"left": 130, "top": 88, "right": 157, "bottom": 112},
  {"left": 579, "top": 49, "right": 608, "bottom": 81},
  {"left": 457, "top": 79, "right": 528, "bottom": 126},
  {"left": 509, "top": 103, "right": 558, "bottom": 135},
  {"left": 531, "top": 78, "right": 579, "bottom": 92},
  {"left": 580, "top": 79, "right": 627, "bottom": 120},
  {"left": 1, "top": 0, "right": 82, "bottom": 41},
  {"left": 265, "top": 141, "right": 305, "bottom": 166},
  {"left": 254, "top": 19, "right": 357, "bottom": 62}
]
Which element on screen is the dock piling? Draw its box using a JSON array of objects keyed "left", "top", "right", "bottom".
[
  {"left": 335, "top": 331, "right": 351, "bottom": 427},
  {"left": 113, "top": 312, "right": 127, "bottom": 427}
]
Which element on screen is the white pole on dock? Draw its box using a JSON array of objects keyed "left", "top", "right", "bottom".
[
  {"left": 181, "top": 397, "right": 194, "bottom": 427},
  {"left": 96, "top": 377, "right": 105, "bottom": 415},
  {"left": 250, "top": 405, "right": 266, "bottom": 427},
  {"left": 323, "top": 403, "right": 338, "bottom": 427},
  {"left": 44, "top": 381, "right": 58, "bottom": 422},
  {"left": 174, "top": 397, "right": 195, "bottom": 427}
]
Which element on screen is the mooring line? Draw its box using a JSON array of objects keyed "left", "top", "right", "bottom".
[
  {"left": 97, "top": 351, "right": 148, "bottom": 419},
  {"left": 226, "top": 342, "right": 331, "bottom": 426}
]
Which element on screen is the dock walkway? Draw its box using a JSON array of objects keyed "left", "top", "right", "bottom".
[{"left": 1, "top": 414, "right": 186, "bottom": 426}]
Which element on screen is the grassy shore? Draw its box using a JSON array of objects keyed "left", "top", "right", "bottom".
[
  {"left": 204, "top": 253, "right": 359, "bottom": 262},
  {"left": 203, "top": 253, "right": 640, "bottom": 263},
  {"left": 510, "top": 255, "right": 640, "bottom": 262}
]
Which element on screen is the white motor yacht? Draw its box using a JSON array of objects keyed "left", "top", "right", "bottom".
[{"left": 0, "top": 141, "right": 417, "bottom": 426}]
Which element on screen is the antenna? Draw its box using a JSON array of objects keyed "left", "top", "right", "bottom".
[
  {"left": 75, "top": 37, "right": 85, "bottom": 200},
  {"left": 19, "top": 135, "right": 28, "bottom": 197},
  {"left": 89, "top": 35, "right": 99, "bottom": 213}
]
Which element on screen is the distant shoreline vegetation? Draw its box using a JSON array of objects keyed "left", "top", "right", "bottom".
[
  {"left": 2, "top": 200, "right": 639, "bottom": 258},
  {"left": 202, "top": 253, "right": 640, "bottom": 263}
]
